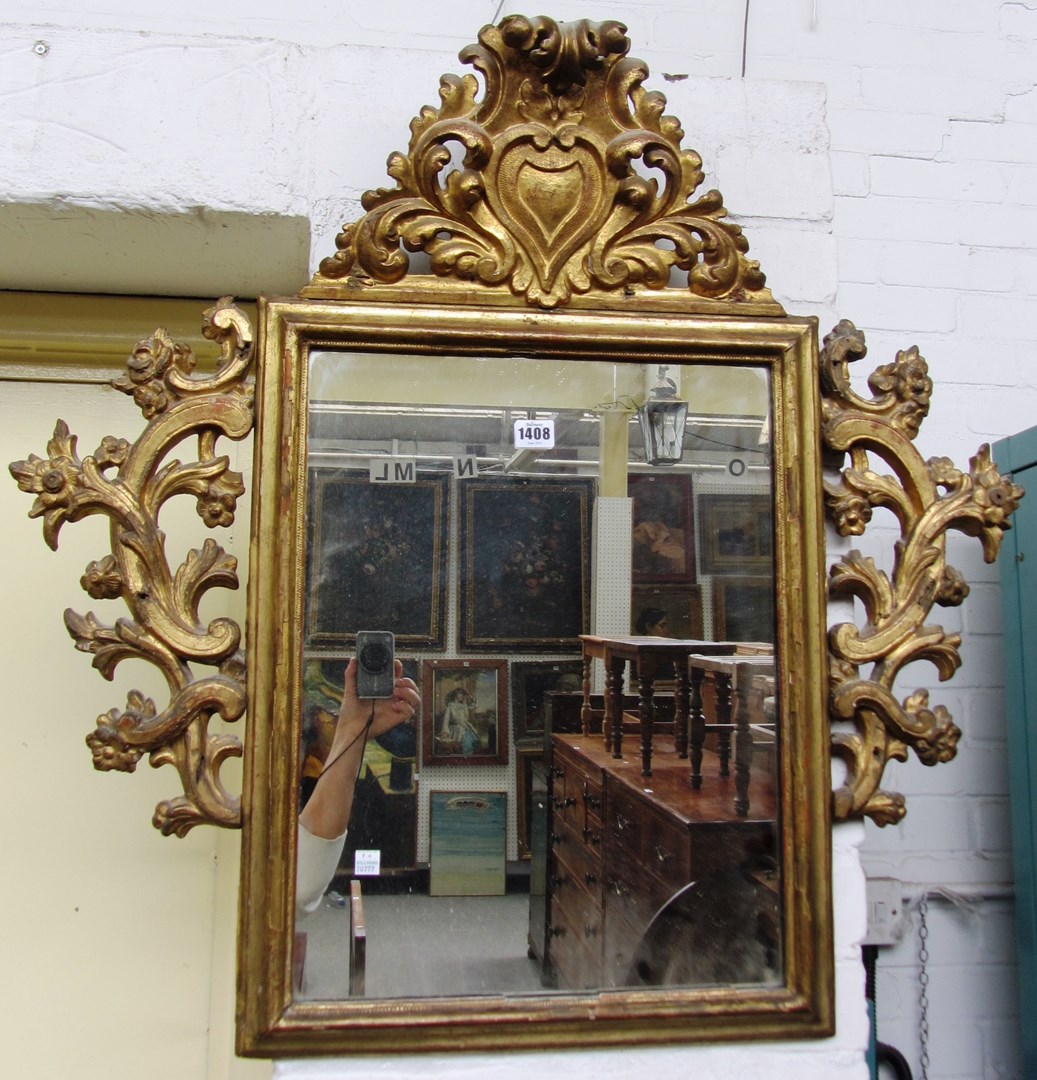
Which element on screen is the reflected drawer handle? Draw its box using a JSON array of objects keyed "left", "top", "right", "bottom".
[
  {"left": 548, "top": 924, "right": 564, "bottom": 938},
  {"left": 584, "top": 872, "right": 598, "bottom": 886},
  {"left": 615, "top": 813, "right": 633, "bottom": 831},
  {"left": 551, "top": 832, "right": 563, "bottom": 847},
  {"left": 551, "top": 874, "right": 567, "bottom": 889},
  {"left": 653, "top": 845, "right": 674, "bottom": 865},
  {"left": 551, "top": 767, "right": 564, "bottom": 779},
  {"left": 554, "top": 797, "right": 577, "bottom": 810},
  {"left": 608, "top": 878, "right": 628, "bottom": 897}
]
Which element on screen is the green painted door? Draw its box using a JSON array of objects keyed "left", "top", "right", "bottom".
[{"left": 996, "top": 427, "right": 1037, "bottom": 1077}]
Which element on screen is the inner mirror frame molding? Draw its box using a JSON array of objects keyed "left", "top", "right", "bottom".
[{"left": 8, "top": 12, "right": 1023, "bottom": 1058}]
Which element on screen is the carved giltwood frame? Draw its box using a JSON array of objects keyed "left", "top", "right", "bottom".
[{"left": 7, "top": 11, "right": 1022, "bottom": 1056}]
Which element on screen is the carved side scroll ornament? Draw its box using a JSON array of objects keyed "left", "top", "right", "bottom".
[
  {"left": 308, "top": 15, "right": 776, "bottom": 311},
  {"left": 9, "top": 300, "right": 254, "bottom": 835},
  {"left": 821, "top": 320, "right": 1023, "bottom": 825}
]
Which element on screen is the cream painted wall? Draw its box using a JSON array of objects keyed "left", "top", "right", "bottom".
[{"left": 0, "top": 378, "right": 268, "bottom": 1080}]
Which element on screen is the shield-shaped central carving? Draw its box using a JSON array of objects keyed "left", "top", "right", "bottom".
[{"left": 494, "top": 137, "right": 608, "bottom": 293}]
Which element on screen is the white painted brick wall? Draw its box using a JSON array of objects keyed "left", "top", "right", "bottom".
[{"left": 5, "top": 2, "right": 1035, "bottom": 1079}]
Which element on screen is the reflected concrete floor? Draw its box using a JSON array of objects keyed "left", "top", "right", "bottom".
[{"left": 298, "top": 890, "right": 543, "bottom": 1000}]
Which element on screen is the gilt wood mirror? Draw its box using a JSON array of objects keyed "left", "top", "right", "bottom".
[
  {"left": 9, "top": 11, "right": 1022, "bottom": 1063},
  {"left": 237, "top": 13, "right": 832, "bottom": 1054}
]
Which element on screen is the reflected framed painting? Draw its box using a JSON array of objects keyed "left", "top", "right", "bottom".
[
  {"left": 630, "top": 584, "right": 704, "bottom": 640},
  {"left": 698, "top": 493, "right": 773, "bottom": 576},
  {"left": 428, "top": 791, "right": 507, "bottom": 897},
  {"left": 422, "top": 658, "right": 508, "bottom": 766},
  {"left": 510, "top": 659, "right": 584, "bottom": 740},
  {"left": 304, "top": 468, "right": 449, "bottom": 649},
  {"left": 629, "top": 473, "right": 695, "bottom": 584},
  {"left": 712, "top": 578, "right": 775, "bottom": 643},
  {"left": 459, "top": 477, "right": 593, "bottom": 652}
]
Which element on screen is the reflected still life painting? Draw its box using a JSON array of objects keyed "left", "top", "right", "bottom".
[
  {"left": 460, "top": 477, "right": 593, "bottom": 652},
  {"left": 305, "top": 469, "right": 449, "bottom": 649}
]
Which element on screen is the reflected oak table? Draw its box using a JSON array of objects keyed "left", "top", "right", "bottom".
[{"left": 578, "top": 635, "right": 771, "bottom": 784}]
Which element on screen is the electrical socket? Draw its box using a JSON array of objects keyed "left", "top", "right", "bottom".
[{"left": 864, "top": 876, "right": 906, "bottom": 946}]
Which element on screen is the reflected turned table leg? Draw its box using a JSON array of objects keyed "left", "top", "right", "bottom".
[
  {"left": 638, "top": 668, "right": 655, "bottom": 777},
  {"left": 580, "top": 654, "right": 592, "bottom": 737},
  {"left": 674, "top": 664, "right": 690, "bottom": 759},
  {"left": 733, "top": 664, "right": 752, "bottom": 816},
  {"left": 714, "top": 671, "right": 733, "bottom": 778},
  {"left": 606, "top": 656, "right": 626, "bottom": 759},
  {"left": 689, "top": 665, "right": 705, "bottom": 788}
]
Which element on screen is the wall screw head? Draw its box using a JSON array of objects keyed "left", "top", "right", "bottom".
[{"left": 33, "top": 40, "right": 50, "bottom": 56}]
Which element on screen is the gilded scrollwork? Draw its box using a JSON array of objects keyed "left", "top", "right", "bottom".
[
  {"left": 821, "top": 319, "right": 1023, "bottom": 825},
  {"left": 9, "top": 299, "right": 254, "bottom": 835},
  {"left": 310, "top": 15, "right": 774, "bottom": 310}
]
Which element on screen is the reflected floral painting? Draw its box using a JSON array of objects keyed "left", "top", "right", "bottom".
[
  {"left": 305, "top": 469, "right": 449, "bottom": 649},
  {"left": 460, "top": 477, "right": 593, "bottom": 651}
]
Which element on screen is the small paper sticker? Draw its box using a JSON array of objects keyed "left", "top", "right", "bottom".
[
  {"left": 513, "top": 418, "right": 555, "bottom": 449},
  {"left": 354, "top": 849, "right": 381, "bottom": 875}
]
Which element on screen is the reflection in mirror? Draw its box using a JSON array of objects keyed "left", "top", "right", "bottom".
[{"left": 292, "top": 352, "right": 779, "bottom": 1002}]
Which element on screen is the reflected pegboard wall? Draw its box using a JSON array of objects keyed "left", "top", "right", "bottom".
[{"left": 589, "top": 496, "right": 632, "bottom": 693}]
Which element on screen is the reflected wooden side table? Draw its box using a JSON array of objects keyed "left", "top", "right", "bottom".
[
  {"left": 577, "top": 635, "right": 744, "bottom": 778},
  {"left": 686, "top": 653, "right": 775, "bottom": 816}
]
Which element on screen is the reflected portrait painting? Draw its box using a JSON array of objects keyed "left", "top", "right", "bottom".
[{"left": 422, "top": 658, "right": 508, "bottom": 766}]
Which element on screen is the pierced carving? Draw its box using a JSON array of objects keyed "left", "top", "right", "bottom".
[
  {"left": 821, "top": 320, "right": 1023, "bottom": 825},
  {"left": 310, "top": 14, "right": 774, "bottom": 310},
  {"left": 9, "top": 300, "right": 254, "bottom": 835}
]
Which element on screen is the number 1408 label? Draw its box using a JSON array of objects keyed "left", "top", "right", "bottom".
[{"left": 513, "top": 418, "right": 555, "bottom": 449}]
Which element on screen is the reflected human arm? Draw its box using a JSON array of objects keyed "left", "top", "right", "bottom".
[{"left": 299, "top": 657, "right": 419, "bottom": 841}]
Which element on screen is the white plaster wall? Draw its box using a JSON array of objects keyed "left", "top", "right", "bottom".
[{"left": 2, "top": 2, "right": 1032, "bottom": 1079}]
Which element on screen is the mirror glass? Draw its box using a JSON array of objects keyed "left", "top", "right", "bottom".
[{"left": 292, "top": 349, "right": 780, "bottom": 1001}]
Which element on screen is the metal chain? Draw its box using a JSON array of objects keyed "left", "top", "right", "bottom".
[{"left": 918, "top": 897, "right": 931, "bottom": 1080}]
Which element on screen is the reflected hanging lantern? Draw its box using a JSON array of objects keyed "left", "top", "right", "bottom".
[{"left": 637, "top": 365, "right": 688, "bottom": 466}]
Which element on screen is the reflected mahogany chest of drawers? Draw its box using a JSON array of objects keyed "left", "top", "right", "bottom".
[{"left": 544, "top": 733, "right": 777, "bottom": 990}]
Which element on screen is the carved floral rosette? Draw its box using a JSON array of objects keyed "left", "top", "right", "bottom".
[
  {"left": 821, "top": 320, "right": 1023, "bottom": 825},
  {"left": 309, "top": 15, "right": 776, "bottom": 311},
  {"left": 9, "top": 300, "right": 255, "bottom": 835}
]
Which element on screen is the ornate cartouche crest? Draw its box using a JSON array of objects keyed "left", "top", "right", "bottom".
[
  {"left": 9, "top": 300, "right": 254, "bottom": 834},
  {"left": 820, "top": 320, "right": 1023, "bottom": 825},
  {"left": 310, "top": 14, "right": 775, "bottom": 310}
]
